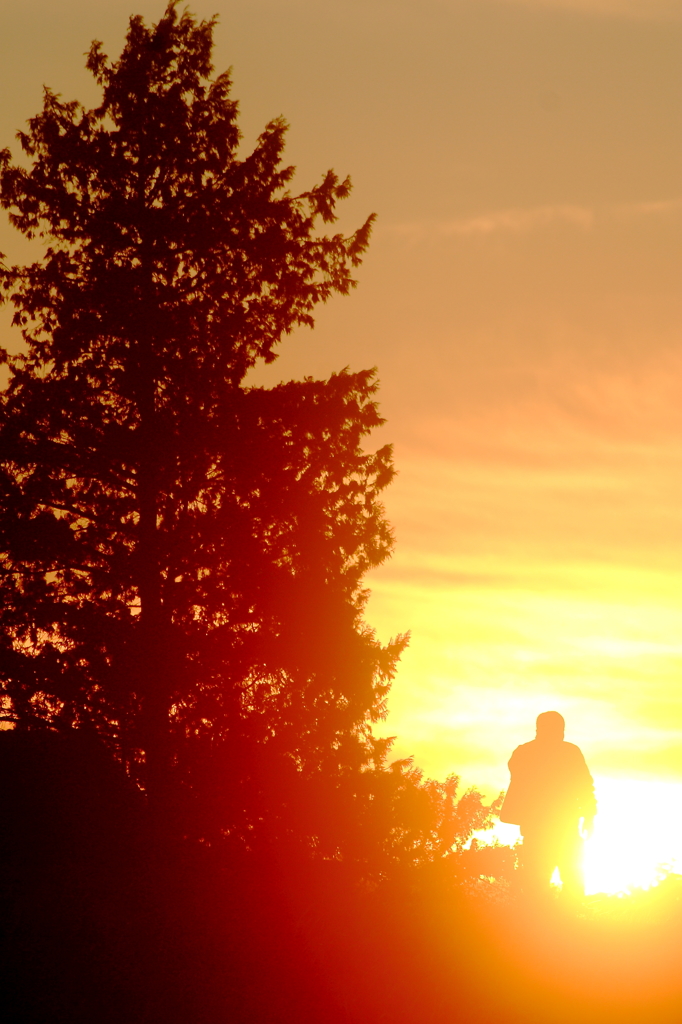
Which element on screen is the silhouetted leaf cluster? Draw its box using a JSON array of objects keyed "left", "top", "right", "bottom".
[
  {"left": 0, "top": 2, "right": 499, "bottom": 889},
  {"left": 0, "top": 0, "right": 395, "bottom": 802}
]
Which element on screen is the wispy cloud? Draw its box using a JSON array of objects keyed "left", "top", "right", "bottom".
[
  {"left": 388, "top": 204, "right": 594, "bottom": 239},
  {"left": 441, "top": 204, "right": 594, "bottom": 235},
  {"left": 614, "top": 198, "right": 682, "bottom": 218},
  {"left": 389, "top": 197, "right": 682, "bottom": 239}
]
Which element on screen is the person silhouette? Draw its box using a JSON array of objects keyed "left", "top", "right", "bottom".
[{"left": 500, "top": 711, "right": 596, "bottom": 898}]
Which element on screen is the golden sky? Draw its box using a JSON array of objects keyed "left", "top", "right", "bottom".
[{"left": 1, "top": 1, "right": 681, "bottom": 859}]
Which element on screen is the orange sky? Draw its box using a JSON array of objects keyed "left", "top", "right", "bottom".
[{"left": 1, "top": 1, "right": 681, "bottom": 844}]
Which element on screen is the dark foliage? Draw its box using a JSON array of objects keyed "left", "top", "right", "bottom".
[
  {"left": 2, "top": 728, "right": 681, "bottom": 1024},
  {"left": 0, "top": 2, "right": 412, "bottom": 834},
  {"left": 0, "top": 9, "right": 515, "bottom": 1019}
]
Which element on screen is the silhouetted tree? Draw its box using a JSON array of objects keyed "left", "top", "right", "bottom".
[
  {"left": 0, "top": 2, "right": 405, "bottom": 821},
  {"left": 298, "top": 755, "right": 501, "bottom": 879}
]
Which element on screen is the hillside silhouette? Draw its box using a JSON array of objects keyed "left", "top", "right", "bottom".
[{"left": 2, "top": 733, "right": 682, "bottom": 1024}]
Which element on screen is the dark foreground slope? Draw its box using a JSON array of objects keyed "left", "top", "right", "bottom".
[{"left": 1, "top": 732, "right": 680, "bottom": 1023}]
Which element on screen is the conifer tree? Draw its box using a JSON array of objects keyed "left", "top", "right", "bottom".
[{"left": 0, "top": 2, "right": 406, "bottom": 817}]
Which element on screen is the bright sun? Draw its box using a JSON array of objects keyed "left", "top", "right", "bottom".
[
  {"left": 582, "top": 777, "right": 682, "bottom": 895},
  {"left": 484, "top": 776, "right": 682, "bottom": 895}
]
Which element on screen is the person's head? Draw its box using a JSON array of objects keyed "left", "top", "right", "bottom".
[{"left": 535, "top": 710, "right": 565, "bottom": 742}]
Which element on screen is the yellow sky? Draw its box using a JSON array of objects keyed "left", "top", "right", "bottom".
[{"left": 1, "top": 1, "right": 681, "bottom": 835}]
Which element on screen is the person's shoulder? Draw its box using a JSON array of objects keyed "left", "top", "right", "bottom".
[
  {"left": 510, "top": 740, "right": 535, "bottom": 759},
  {"left": 562, "top": 741, "right": 586, "bottom": 758}
]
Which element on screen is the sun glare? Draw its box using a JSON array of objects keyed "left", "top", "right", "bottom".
[
  {"left": 481, "top": 776, "right": 682, "bottom": 895},
  {"left": 582, "top": 777, "right": 682, "bottom": 895}
]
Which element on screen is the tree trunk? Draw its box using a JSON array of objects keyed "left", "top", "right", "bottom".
[{"left": 135, "top": 303, "right": 171, "bottom": 813}]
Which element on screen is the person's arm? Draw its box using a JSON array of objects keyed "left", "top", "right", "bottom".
[
  {"left": 499, "top": 746, "right": 524, "bottom": 826},
  {"left": 573, "top": 746, "right": 597, "bottom": 832},
  {"left": 581, "top": 814, "right": 595, "bottom": 838}
]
